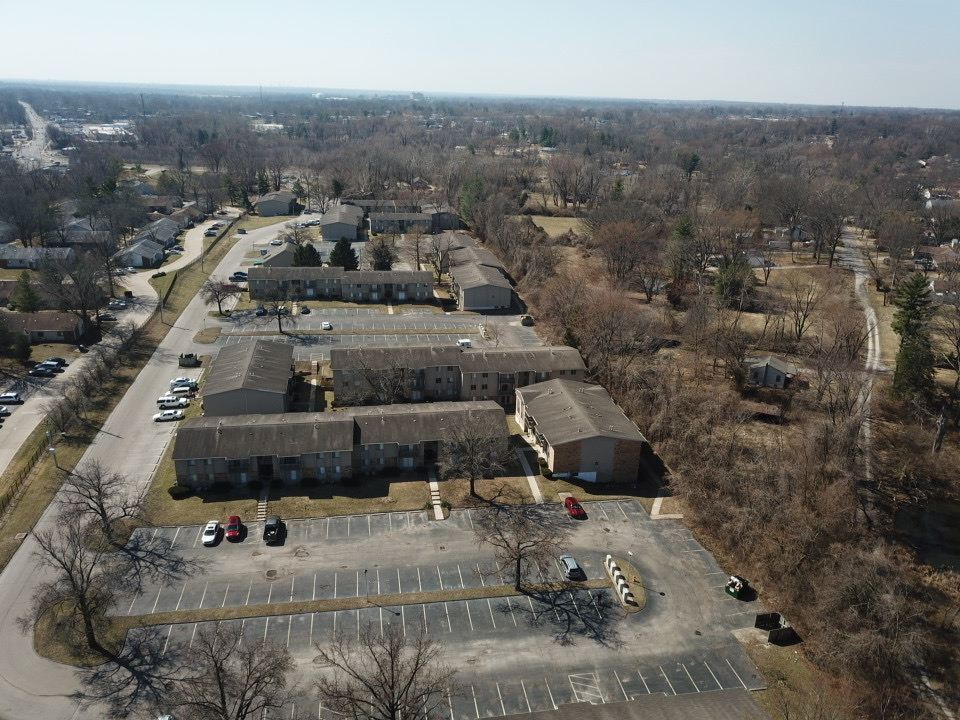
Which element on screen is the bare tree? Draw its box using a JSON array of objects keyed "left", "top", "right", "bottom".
[
  {"left": 314, "top": 621, "right": 459, "bottom": 720},
  {"left": 23, "top": 516, "right": 127, "bottom": 654},
  {"left": 201, "top": 277, "right": 242, "bottom": 315},
  {"left": 39, "top": 250, "right": 107, "bottom": 324},
  {"left": 806, "top": 181, "right": 851, "bottom": 267},
  {"left": 472, "top": 501, "right": 570, "bottom": 591},
  {"left": 168, "top": 623, "right": 296, "bottom": 720},
  {"left": 439, "top": 414, "right": 509, "bottom": 497},
  {"left": 785, "top": 274, "right": 829, "bottom": 342},
  {"left": 61, "top": 460, "right": 145, "bottom": 545}
]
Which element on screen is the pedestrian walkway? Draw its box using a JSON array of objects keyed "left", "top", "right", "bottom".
[
  {"left": 516, "top": 448, "right": 544, "bottom": 503},
  {"left": 427, "top": 467, "right": 444, "bottom": 519},
  {"left": 256, "top": 482, "right": 270, "bottom": 521}
]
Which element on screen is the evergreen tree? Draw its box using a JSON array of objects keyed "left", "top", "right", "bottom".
[
  {"left": 714, "top": 255, "right": 755, "bottom": 309},
  {"left": 12, "top": 333, "right": 31, "bottom": 364},
  {"left": 12, "top": 271, "right": 41, "bottom": 312},
  {"left": 330, "top": 178, "right": 344, "bottom": 199},
  {"left": 256, "top": 170, "right": 270, "bottom": 196},
  {"left": 892, "top": 272, "right": 935, "bottom": 398},
  {"left": 293, "top": 242, "right": 322, "bottom": 267},
  {"left": 329, "top": 238, "right": 359, "bottom": 271},
  {"left": 369, "top": 237, "right": 396, "bottom": 271}
]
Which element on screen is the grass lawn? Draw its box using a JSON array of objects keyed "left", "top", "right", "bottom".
[{"left": 522, "top": 215, "right": 586, "bottom": 237}]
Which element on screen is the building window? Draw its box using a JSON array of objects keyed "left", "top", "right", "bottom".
[
  {"left": 470, "top": 384, "right": 476, "bottom": 390},
  {"left": 481, "top": 384, "right": 487, "bottom": 390}
]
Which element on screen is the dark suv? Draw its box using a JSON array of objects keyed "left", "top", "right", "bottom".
[{"left": 263, "top": 515, "right": 283, "bottom": 544}]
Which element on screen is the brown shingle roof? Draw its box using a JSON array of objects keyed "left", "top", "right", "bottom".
[
  {"left": 517, "top": 379, "right": 647, "bottom": 446},
  {"left": 203, "top": 340, "right": 293, "bottom": 397}
]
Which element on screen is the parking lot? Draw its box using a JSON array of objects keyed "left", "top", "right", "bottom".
[{"left": 119, "top": 499, "right": 763, "bottom": 715}]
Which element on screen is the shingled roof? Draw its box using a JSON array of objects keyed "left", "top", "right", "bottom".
[
  {"left": 203, "top": 340, "right": 294, "bottom": 397},
  {"left": 517, "top": 379, "right": 647, "bottom": 446}
]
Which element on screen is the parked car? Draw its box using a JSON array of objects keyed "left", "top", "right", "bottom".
[
  {"left": 156, "top": 394, "right": 182, "bottom": 404},
  {"left": 170, "top": 377, "right": 194, "bottom": 387},
  {"left": 237, "top": 228, "right": 247, "bottom": 234},
  {"left": 28, "top": 367, "right": 55, "bottom": 378},
  {"left": 168, "top": 385, "right": 195, "bottom": 396},
  {"left": 158, "top": 397, "right": 190, "bottom": 409},
  {"left": 520, "top": 315, "right": 535, "bottom": 326},
  {"left": 225, "top": 515, "right": 242, "bottom": 541},
  {"left": 98, "top": 313, "right": 117, "bottom": 322},
  {"left": 0, "top": 406, "right": 10, "bottom": 416},
  {"left": 201, "top": 520, "right": 220, "bottom": 546},
  {"left": 321, "top": 321, "right": 333, "bottom": 330},
  {"left": 125, "top": 267, "right": 136, "bottom": 274},
  {"left": 37, "top": 361, "right": 64, "bottom": 373},
  {"left": 47, "top": 357, "right": 68, "bottom": 367},
  {"left": 263, "top": 515, "right": 283, "bottom": 544},
  {"left": 204, "top": 230, "right": 217, "bottom": 237},
  {"left": 300, "top": 305, "right": 311, "bottom": 314},
  {"left": 559, "top": 555, "right": 586, "bottom": 581},
  {"left": 171, "top": 245, "right": 184, "bottom": 252},
  {"left": 564, "top": 497, "right": 587, "bottom": 520},
  {"left": 108, "top": 299, "right": 127, "bottom": 309},
  {"left": 153, "top": 409, "right": 185, "bottom": 422},
  {"left": 78, "top": 344, "right": 89, "bottom": 353},
  {"left": 229, "top": 274, "right": 247, "bottom": 283},
  {"left": 255, "top": 305, "right": 267, "bottom": 316},
  {"left": 0, "top": 392, "right": 22, "bottom": 404},
  {"left": 269, "top": 239, "right": 283, "bottom": 246}
]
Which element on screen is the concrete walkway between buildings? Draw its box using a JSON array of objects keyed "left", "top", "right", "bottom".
[
  {"left": 427, "top": 467, "right": 444, "bottom": 520},
  {"left": 516, "top": 449, "right": 544, "bottom": 503}
]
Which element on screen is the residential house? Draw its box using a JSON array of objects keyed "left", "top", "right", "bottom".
[
  {"left": 202, "top": 340, "right": 294, "bottom": 417},
  {"left": 342, "top": 198, "right": 420, "bottom": 214},
  {"left": 172, "top": 401, "right": 506, "bottom": 488},
  {"left": 256, "top": 190, "right": 297, "bottom": 217},
  {"left": 449, "top": 262, "right": 513, "bottom": 311},
  {"left": 319, "top": 204, "right": 365, "bottom": 241},
  {"left": 0, "top": 246, "right": 75, "bottom": 270},
  {"left": 140, "top": 195, "right": 181, "bottom": 214},
  {"left": 261, "top": 243, "right": 298, "bottom": 268},
  {"left": 133, "top": 218, "right": 180, "bottom": 248},
  {"left": 369, "top": 212, "right": 432, "bottom": 235},
  {"left": 422, "top": 203, "right": 461, "bottom": 232},
  {"left": 247, "top": 267, "right": 434, "bottom": 303},
  {"left": 340, "top": 270, "right": 434, "bottom": 302},
  {"left": 331, "top": 344, "right": 586, "bottom": 410},
  {"left": 2, "top": 310, "right": 87, "bottom": 344},
  {"left": 114, "top": 237, "right": 165, "bottom": 268},
  {"left": 747, "top": 355, "right": 797, "bottom": 389},
  {"left": 169, "top": 203, "right": 205, "bottom": 229},
  {"left": 516, "top": 379, "right": 649, "bottom": 484}
]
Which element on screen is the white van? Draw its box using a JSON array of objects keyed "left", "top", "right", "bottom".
[
  {"left": 456, "top": 339, "right": 472, "bottom": 349},
  {"left": 0, "top": 392, "right": 22, "bottom": 404}
]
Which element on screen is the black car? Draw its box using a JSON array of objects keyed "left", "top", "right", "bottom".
[
  {"left": 263, "top": 515, "right": 283, "bottom": 544},
  {"left": 300, "top": 305, "right": 311, "bottom": 314},
  {"left": 28, "top": 367, "right": 55, "bottom": 378},
  {"left": 47, "top": 357, "right": 68, "bottom": 367}
]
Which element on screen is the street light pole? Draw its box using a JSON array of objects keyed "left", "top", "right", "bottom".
[{"left": 48, "top": 447, "right": 60, "bottom": 470}]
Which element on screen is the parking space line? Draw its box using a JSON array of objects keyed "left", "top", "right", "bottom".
[
  {"left": 376, "top": 568, "right": 381, "bottom": 594},
  {"left": 682, "top": 664, "right": 699, "bottom": 692},
  {"left": 437, "top": 565, "right": 443, "bottom": 590},
  {"left": 126, "top": 593, "right": 138, "bottom": 616},
  {"left": 175, "top": 583, "right": 187, "bottom": 611},
  {"left": 477, "top": 563, "right": 485, "bottom": 586},
  {"left": 290, "top": 576, "right": 295, "bottom": 602},
  {"left": 333, "top": 573, "right": 338, "bottom": 598},
  {"left": 422, "top": 604, "right": 428, "bottom": 634},
  {"left": 169, "top": 526, "right": 181, "bottom": 548},
  {"left": 506, "top": 597, "right": 518, "bottom": 626},
  {"left": 614, "top": 669, "right": 629, "bottom": 700},
  {"left": 267, "top": 582, "right": 274, "bottom": 605},
  {"left": 263, "top": 617, "right": 270, "bottom": 643},
  {"left": 520, "top": 680, "right": 532, "bottom": 713},
  {"left": 313, "top": 574, "right": 317, "bottom": 601},
  {"left": 310, "top": 613, "right": 315, "bottom": 648},
  {"left": 188, "top": 623, "right": 198, "bottom": 649},
  {"left": 221, "top": 584, "right": 230, "bottom": 608},
  {"left": 325, "top": 517, "right": 330, "bottom": 539},
  {"left": 444, "top": 602, "right": 452, "bottom": 632},
  {"left": 245, "top": 579, "right": 253, "bottom": 605},
  {"left": 417, "top": 567, "right": 422, "bottom": 592},
  {"left": 160, "top": 625, "right": 173, "bottom": 658},
  {"left": 465, "top": 600, "right": 474, "bottom": 631},
  {"left": 659, "top": 666, "right": 676, "bottom": 694},
  {"left": 466, "top": 509, "right": 475, "bottom": 531},
  {"left": 545, "top": 679, "right": 557, "bottom": 710},
  {"left": 346, "top": 516, "right": 351, "bottom": 537},
  {"left": 591, "top": 592, "right": 604, "bottom": 619},
  {"left": 355, "top": 570, "right": 360, "bottom": 598},
  {"left": 397, "top": 568, "right": 402, "bottom": 594},
  {"left": 569, "top": 673, "right": 603, "bottom": 704},
  {"left": 471, "top": 685, "right": 479, "bottom": 718},
  {"left": 379, "top": 606, "right": 384, "bottom": 635},
  {"left": 569, "top": 591, "right": 584, "bottom": 621},
  {"left": 457, "top": 565, "right": 465, "bottom": 588},
  {"left": 726, "top": 659, "right": 748, "bottom": 689},
  {"left": 496, "top": 683, "right": 506, "bottom": 715},
  {"left": 286, "top": 618, "right": 293, "bottom": 648},
  {"left": 637, "top": 670, "right": 650, "bottom": 693},
  {"left": 616, "top": 502, "right": 629, "bottom": 519},
  {"left": 401, "top": 605, "right": 406, "bottom": 635},
  {"left": 487, "top": 599, "right": 496, "bottom": 628},
  {"left": 703, "top": 661, "right": 721, "bottom": 688},
  {"left": 357, "top": 609, "right": 361, "bottom": 640}
]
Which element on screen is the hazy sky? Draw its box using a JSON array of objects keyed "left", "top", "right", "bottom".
[{"left": 2, "top": 0, "right": 958, "bottom": 109}]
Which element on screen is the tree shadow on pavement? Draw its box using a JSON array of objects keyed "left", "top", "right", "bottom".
[
  {"left": 73, "top": 626, "right": 176, "bottom": 719},
  {"left": 115, "top": 533, "right": 208, "bottom": 594},
  {"left": 494, "top": 587, "right": 624, "bottom": 649}
]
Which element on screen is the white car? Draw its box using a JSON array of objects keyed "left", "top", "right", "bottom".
[
  {"left": 157, "top": 397, "right": 190, "bottom": 409},
  {"left": 321, "top": 321, "right": 333, "bottom": 330},
  {"left": 169, "top": 377, "right": 193, "bottom": 387},
  {"left": 169, "top": 385, "right": 195, "bottom": 396},
  {"left": 153, "top": 409, "right": 185, "bottom": 422},
  {"left": 201, "top": 520, "right": 220, "bottom": 546},
  {"left": 270, "top": 239, "right": 283, "bottom": 246},
  {"left": 108, "top": 299, "right": 127, "bottom": 309}
]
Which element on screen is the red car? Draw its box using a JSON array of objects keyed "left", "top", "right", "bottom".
[
  {"left": 225, "top": 515, "right": 242, "bottom": 541},
  {"left": 564, "top": 497, "right": 587, "bottom": 520}
]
